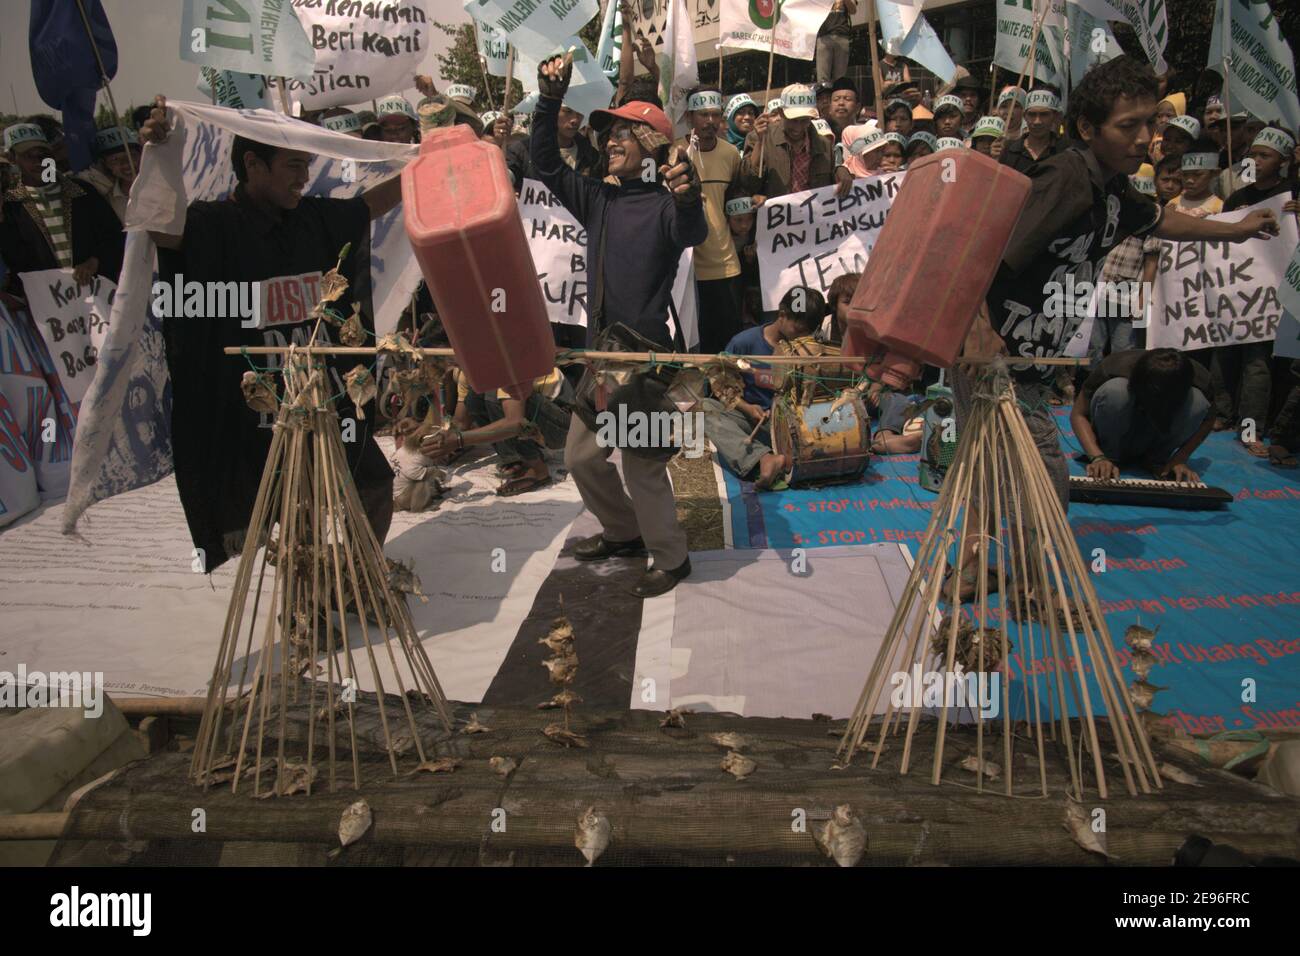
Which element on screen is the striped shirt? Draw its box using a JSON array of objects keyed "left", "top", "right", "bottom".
[{"left": 29, "top": 184, "right": 73, "bottom": 268}]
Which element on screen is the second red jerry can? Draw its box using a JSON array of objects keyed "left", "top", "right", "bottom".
[
  {"left": 843, "top": 150, "right": 1032, "bottom": 388},
  {"left": 402, "top": 124, "right": 555, "bottom": 400}
]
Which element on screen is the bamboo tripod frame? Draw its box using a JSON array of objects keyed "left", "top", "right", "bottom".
[
  {"left": 191, "top": 348, "right": 452, "bottom": 797},
  {"left": 836, "top": 363, "right": 1161, "bottom": 800}
]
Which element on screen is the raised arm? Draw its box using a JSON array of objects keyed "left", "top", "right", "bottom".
[
  {"left": 1154, "top": 206, "right": 1279, "bottom": 242},
  {"left": 532, "top": 55, "right": 604, "bottom": 224}
]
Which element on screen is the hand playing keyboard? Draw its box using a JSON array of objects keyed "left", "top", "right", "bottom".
[{"left": 1156, "top": 462, "right": 1200, "bottom": 484}]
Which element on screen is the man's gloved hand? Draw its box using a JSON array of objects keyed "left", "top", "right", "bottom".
[
  {"left": 660, "top": 146, "right": 701, "bottom": 206},
  {"left": 538, "top": 52, "right": 574, "bottom": 102}
]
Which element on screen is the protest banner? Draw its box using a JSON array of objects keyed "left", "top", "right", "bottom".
[
  {"left": 181, "top": 0, "right": 315, "bottom": 79},
  {"left": 993, "top": 0, "right": 1067, "bottom": 88},
  {"left": 718, "top": 0, "right": 831, "bottom": 62},
  {"left": 197, "top": 68, "right": 271, "bottom": 109},
  {"left": 465, "top": 0, "right": 601, "bottom": 63},
  {"left": 1148, "top": 195, "right": 1299, "bottom": 351},
  {"left": 1071, "top": 0, "right": 1167, "bottom": 74},
  {"left": 287, "top": 0, "right": 431, "bottom": 108},
  {"left": 1277, "top": 244, "right": 1300, "bottom": 360},
  {"left": 514, "top": 40, "right": 615, "bottom": 123},
  {"left": 595, "top": 0, "right": 623, "bottom": 78},
  {"left": 19, "top": 270, "right": 117, "bottom": 406},
  {"left": 1208, "top": 0, "right": 1300, "bottom": 133},
  {"left": 517, "top": 179, "right": 699, "bottom": 346},
  {"left": 476, "top": 18, "right": 510, "bottom": 77},
  {"left": 755, "top": 174, "right": 904, "bottom": 312}
]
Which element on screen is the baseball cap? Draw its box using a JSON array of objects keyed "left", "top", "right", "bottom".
[
  {"left": 1182, "top": 151, "right": 1221, "bottom": 171},
  {"left": 907, "top": 131, "right": 938, "bottom": 153},
  {"left": 446, "top": 84, "right": 477, "bottom": 104},
  {"left": 970, "top": 116, "right": 1006, "bottom": 140},
  {"left": 725, "top": 196, "right": 755, "bottom": 217},
  {"left": 590, "top": 100, "right": 673, "bottom": 140},
  {"left": 998, "top": 87, "right": 1027, "bottom": 109},
  {"left": 321, "top": 112, "right": 363, "bottom": 136},
  {"left": 780, "top": 84, "right": 817, "bottom": 119},
  {"left": 1026, "top": 90, "right": 1061, "bottom": 112},
  {"left": 933, "top": 95, "right": 964, "bottom": 117},
  {"left": 935, "top": 136, "right": 965, "bottom": 152}
]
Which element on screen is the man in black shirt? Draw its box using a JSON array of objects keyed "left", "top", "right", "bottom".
[
  {"left": 139, "top": 96, "right": 404, "bottom": 572},
  {"left": 970, "top": 56, "right": 1278, "bottom": 511},
  {"left": 999, "top": 90, "right": 1067, "bottom": 174},
  {"left": 1071, "top": 349, "right": 1213, "bottom": 483}
]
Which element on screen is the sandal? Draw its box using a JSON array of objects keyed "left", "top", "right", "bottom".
[
  {"left": 496, "top": 472, "right": 552, "bottom": 497},
  {"left": 496, "top": 461, "right": 528, "bottom": 479}
]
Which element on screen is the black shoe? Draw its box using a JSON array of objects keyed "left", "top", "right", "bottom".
[
  {"left": 571, "top": 533, "right": 648, "bottom": 562},
  {"left": 630, "top": 558, "right": 691, "bottom": 598}
]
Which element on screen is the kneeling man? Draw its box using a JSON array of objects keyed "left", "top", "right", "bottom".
[{"left": 1071, "top": 348, "right": 1213, "bottom": 483}]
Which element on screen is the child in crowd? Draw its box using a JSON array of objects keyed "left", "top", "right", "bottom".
[
  {"left": 878, "top": 132, "right": 907, "bottom": 172},
  {"left": 882, "top": 98, "right": 913, "bottom": 137},
  {"left": 1153, "top": 153, "right": 1184, "bottom": 203},
  {"left": 725, "top": 190, "right": 762, "bottom": 328},
  {"left": 818, "top": 271, "right": 860, "bottom": 345},
  {"left": 1158, "top": 114, "right": 1200, "bottom": 165},
  {"left": 968, "top": 116, "right": 1004, "bottom": 155},
  {"left": 1169, "top": 141, "right": 1224, "bottom": 217},
  {"left": 996, "top": 87, "right": 1026, "bottom": 140},
  {"left": 906, "top": 131, "right": 937, "bottom": 162},
  {"left": 933, "top": 94, "right": 965, "bottom": 139}
]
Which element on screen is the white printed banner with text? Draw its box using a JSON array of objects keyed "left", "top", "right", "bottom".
[
  {"left": 1148, "top": 195, "right": 1299, "bottom": 351},
  {"left": 19, "top": 269, "right": 117, "bottom": 406},
  {"left": 756, "top": 174, "right": 904, "bottom": 312}
]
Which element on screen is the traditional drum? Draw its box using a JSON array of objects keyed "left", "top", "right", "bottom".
[{"left": 770, "top": 395, "right": 873, "bottom": 486}]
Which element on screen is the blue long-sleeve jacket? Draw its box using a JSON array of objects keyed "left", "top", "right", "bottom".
[{"left": 530, "top": 95, "right": 707, "bottom": 350}]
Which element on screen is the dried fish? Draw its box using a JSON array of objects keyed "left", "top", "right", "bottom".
[
  {"left": 386, "top": 557, "right": 429, "bottom": 604},
  {"left": 338, "top": 305, "right": 366, "bottom": 347},
  {"left": 1158, "top": 763, "right": 1201, "bottom": 786},
  {"left": 461, "top": 713, "right": 491, "bottom": 734},
  {"left": 814, "top": 804, "right": 868, "bottom": 867},
  {"left": 542, "top": 723, "right": 589, "bottom": 748},
  {"left": 959, "top": 755, "right": 1001, "bottom": 781},
  {"left": 542, "top": 653, "right": 579, "bottom": 685},
  {"left": 659, "top": 708, "right": 688, "bottom": 729},
  {"left": 720, "top": 750, "right": 756, "bottom": 780},
  {"left": 388, "top": 731, "right": 416, "bottom": 755},
  {"left": 574, "top": 806, "right": 611, "bottom": 866},
  {"left": 240, "top": 371, "right": 279, "bottom": 414},
  {"left": 376, "top": 332, "right": 421, "bottom": 362},
  {"left": 489, "top": 756, "right": 518, "bottom": 777},
  {"left": 1124, "top": 623, "right": 1157, "bottom": 653},
  {"left": 1128, "top": 679, "right": 1166, "bottom": 711},
  {"left": 344, "top": 365, "right": 376, "bottom": 420},
  {"left": 538, "top": 618, "right": 575, "bottom": 653},
  {"left": 537, "top": 689, "right": 583, "bottom": 710},
  {"left": 1129, "top": 648, "right": 1157, "bottom": 681},
  {"left": 811, "top": 713, "right": 832, "bottom": 722},
  {"left": 710, "top": 731, "right": 748, "bottom": 751},
  {"left": 932, "top": 615, "right": 1009, "bottom": 672},
  {"left": 338, "top": 798, "right": 372, "bottom": 847},
  {"left": 255, "top": 760, "right": 318, "bottom": 798},
  {"left": 1063, "top": 799, "right": 1114, "bottom": 859},
  {"left": 408, "top": 757, "right": 460, "bottom": 776}
]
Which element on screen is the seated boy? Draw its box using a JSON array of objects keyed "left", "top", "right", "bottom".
[
  {"left": 703, "top": 286, "right": 824, "bottom": 489},
  {"left": 1070, "top": 348, "right": 1213, "bottom": 483}
]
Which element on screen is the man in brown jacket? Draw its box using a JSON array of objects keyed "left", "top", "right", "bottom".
[{"left": 740, "top": 84, "right": 837, "bottom": 199}]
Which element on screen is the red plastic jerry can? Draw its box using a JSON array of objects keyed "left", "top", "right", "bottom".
[
  {"left": 402, "top": 125, "right": 556, "bottom": 401},
  {"left": 843, "top": 150, "right": 1032, "bottom": 389}
]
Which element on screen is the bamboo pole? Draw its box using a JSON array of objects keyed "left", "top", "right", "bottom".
[
  {"left": 1222, "top": 0, "right": 1234, "bottom": 172},
  {"left": 223, "top": 345, "right": 1089, "bottom": 367},
  {"left": 757, "top": 7, "right": 780, "bottom": 177},
  {"left": 73, "top": 0, "right": 136, "bottom": 180},
  {"left": 865, "top": 0, "right": 886, "bottom": 122},
  {"left": 503, "top": 43, "right": 517, "bottom": 114},
  {"left": 472, "top": 19, "right": 498, "bottom": 111}
]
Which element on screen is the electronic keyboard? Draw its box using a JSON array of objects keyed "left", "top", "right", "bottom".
[{"left": 1068, "top": 475, "right": 1233, "bottom": 510}]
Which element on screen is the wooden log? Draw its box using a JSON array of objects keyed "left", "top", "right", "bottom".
[{"left": 0, "top": 813, "right": 69, "bottom": 841}]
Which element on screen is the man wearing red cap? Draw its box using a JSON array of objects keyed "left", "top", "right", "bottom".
[{"left": 532, "top": 54, "right": 707, "bottom": 598}]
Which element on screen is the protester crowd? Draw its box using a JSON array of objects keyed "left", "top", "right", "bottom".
[{"left": 2, "top": 11, "right": 1297, "bottom": 595}]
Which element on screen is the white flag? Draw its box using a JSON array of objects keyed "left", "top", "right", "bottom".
[
  {"left": 180, "top": 0, "right": 315, "bottom": 79},
  {"left": 719, "top": 0, "right": 834, "bottom": 63},
  {"left": 1068, "top": 0, "right": 1167, "bottom": 74},
  {"left": 595, "top": 0, "right": 623, "bottom": 80},
  {"left": 658, "top": 0, "right": 699, "bottom": 127},
  {"left": 994, "top": 0, "right": 1068, "bottom": 88},
  {"left": 476, "top": 18, "right": 510, "bottom": 78},
  {"left": 878, "top": 0, "right": 956, "bottom": 85},
  {"left": 1208, "top": 0, "right": 1300, "bottom": 132}
]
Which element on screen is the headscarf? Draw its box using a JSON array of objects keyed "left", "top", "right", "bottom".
[
  {"left": 1158, "top": 92, "right": 1187, "bottom": 117},
  {"left": 725, "top": 94, "right": 758, "bottom": 149},
  {"left": 840, "top": 122, "right": 883, "bottom": 177}
]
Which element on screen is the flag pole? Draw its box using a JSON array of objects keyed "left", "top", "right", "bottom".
[
  {"left": 472, "top": 20, "right": 498, "bottom": 111},
  {"left": 503, "top": 43, "right": 517, "bottom": 114},
  {"left": 718, "top": 44, "right": 725, "bottom": 94},
  {"left": 1221, "top": 0, "right": 1234, "bottom": 172},
  {"left": 989, "top": 64, "right": 998, "bottom": 114},
  {"left": 1013, "top": 0, "right": 1048, "bottom": 103},
  {"left": 866, "top": 0, "right": 885, "bottom": 122},
  {"left": 757, "top": 5, "right": 780, "bottom": 176},
  {"left": 73, "top": 0, "right": 135, "bottom": 179}
]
